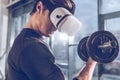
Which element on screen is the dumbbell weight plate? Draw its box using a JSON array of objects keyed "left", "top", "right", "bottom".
[
  {"left": 87, "top": 31, "right": 119, "bottom": 63},
  {"left": 77, "top": 36, "right": 89, "bottom": 62}
]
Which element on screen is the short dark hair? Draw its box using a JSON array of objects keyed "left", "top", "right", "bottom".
[{"left": 30, "top": 0, "right": 75, "bottom": 15}]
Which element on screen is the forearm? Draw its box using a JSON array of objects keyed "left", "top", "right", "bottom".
[{"left": 76, "top": 58, "right": 97, "bottom": 80}]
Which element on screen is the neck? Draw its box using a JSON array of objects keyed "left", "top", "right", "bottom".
[
  {"left": 25, "top": 13, "right": 43, "bottom": 36},
  {"left": 25, "top": 14, "right": 39, "bottom": 30}
]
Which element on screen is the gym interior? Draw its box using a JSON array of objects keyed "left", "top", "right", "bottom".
[{"left": 0, "top": 0, "right": 120, "bottom": 80}]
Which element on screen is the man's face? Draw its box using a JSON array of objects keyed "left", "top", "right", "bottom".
[
  {"left": 43, "top": 11, "right": 57, "bottom": 37},
  {"left": 36, "top": 7, "right": 57, "bottom": 37}
]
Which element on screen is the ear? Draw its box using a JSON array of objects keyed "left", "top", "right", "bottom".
[{"left": 36, "top": 1, "right": 44, "bottom": 14}]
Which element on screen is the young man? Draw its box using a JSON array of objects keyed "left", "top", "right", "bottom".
[{"left": 5, "top": 0, "right": 97, "bottom": 80}]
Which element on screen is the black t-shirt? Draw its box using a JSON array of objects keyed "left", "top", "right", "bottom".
[{"left": 5, "top": 28, "right": 65, "bottom": 80}]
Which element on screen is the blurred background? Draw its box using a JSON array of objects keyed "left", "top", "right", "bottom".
[{"left": 0, "top": 0, "right": 120, "bottom": 80}]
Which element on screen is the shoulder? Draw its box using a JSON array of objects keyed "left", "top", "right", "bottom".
[{"left": 20, "top": 39, "right": 55, "bottom": 61}]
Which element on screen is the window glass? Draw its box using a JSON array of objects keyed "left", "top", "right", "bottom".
[
  {"left": 10, "top": 13, "right": 28, "bottom": 46},
  {"left": 101, "top": 18, "right": 120, "bottom": 80},
  {"left": 10, "top": 16, "right": 21, "bottom": 46},
  {"left": 105, "top": 18, "right": 120, "bottom": 32},
  {"left": 101, "top": 0, "right": 120, "bottom": 14},
  {"left": 74, "top": 0, "right": 98, "bottom": 44}
]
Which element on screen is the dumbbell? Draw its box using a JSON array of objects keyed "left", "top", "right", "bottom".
[{"left": 77, "top": 30, "right": 119, "bottom": 63}]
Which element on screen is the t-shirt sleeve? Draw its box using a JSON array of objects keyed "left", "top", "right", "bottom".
[{"left": 19, "top": 43, "right": 65, "bottom": 80}]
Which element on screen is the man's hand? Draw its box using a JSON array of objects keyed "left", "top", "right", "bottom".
[{"left": 75, "top": 57, "right": 97, "bottom": 80}]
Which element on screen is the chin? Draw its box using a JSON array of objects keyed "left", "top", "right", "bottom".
[
  {"left": 45, "top": 34, "right": 52, "bottom": 37},
  {"left": 48, "top": 34, "right": 53, "bottom": 37}
]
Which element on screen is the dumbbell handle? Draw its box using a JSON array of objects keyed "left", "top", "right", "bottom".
[{"left": 98, "top": 41, "right": 117, "bottom": 49}]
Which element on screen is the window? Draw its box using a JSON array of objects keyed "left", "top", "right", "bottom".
[{"left": 101, "top": 0, "right": 120, "bottom": 14}]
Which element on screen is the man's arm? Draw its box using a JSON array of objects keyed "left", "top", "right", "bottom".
[
  {"left": 74, "top": 58, "right": 97, "bottom": 80},
  {"left": 19, "top": 43, "right": 65, "bottom": 80}
]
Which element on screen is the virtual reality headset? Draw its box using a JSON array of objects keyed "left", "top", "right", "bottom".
[{"left": 32, "top": 0, "right": 82, "bottom": 36}]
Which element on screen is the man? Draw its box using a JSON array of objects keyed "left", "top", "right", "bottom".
[{"left": 5, "top": 0, "right": 97, "bottom": 80}]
